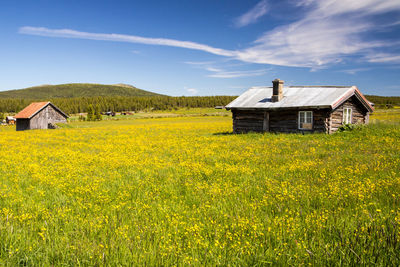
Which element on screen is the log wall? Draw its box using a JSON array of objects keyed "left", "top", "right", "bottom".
[
  {"left": 232, "top": 110, "right": 265, "bottom": 133},
  {"left": 232, "top": 108, "right": 330, "bottom": 134},
  {"left": 329, "top": 96, "right": 368, "bottom": 133}
]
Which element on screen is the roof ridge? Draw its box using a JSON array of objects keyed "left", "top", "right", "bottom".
[
  {"left": 287, "top": 85, "right": 351, "bottom": 88},
  {"left": 250, "top": 85, "right": 353, "bottom": 88}
]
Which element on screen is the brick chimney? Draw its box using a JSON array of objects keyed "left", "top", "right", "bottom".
[{"left": 272, "top": 79, "right": 284, "bottom": 102}]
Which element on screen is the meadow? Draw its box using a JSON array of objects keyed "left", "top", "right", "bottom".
[{"left": 0, "top": 109, "right": 399, "bottom": 265}]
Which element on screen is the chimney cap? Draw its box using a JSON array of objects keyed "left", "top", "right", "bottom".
[{"left": 272, "top": 78, "right": 284, "bottom": 83}]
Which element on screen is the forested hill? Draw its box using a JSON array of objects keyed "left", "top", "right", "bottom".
[
  {"left": 0, "top": 83, "right": 237, "bottom": 114},
  {"left": 365, "top": 95, "right": 400, "bottom": 108},
  {"left": 0, "top": 83, "right": 162, "bottom": 98}
]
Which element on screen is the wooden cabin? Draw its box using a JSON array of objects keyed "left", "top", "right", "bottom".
[
  {"left": 14, "top": 102, "right": 68, "bottom": 131},
  {"left": 225, "top": 79, "right": 374, "bottom": 134}
]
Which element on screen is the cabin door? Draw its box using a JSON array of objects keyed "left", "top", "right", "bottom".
[{"left": 263, "top": 111, "right": 269, "bottom": 132}]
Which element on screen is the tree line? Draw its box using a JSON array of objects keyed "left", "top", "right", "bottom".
[
  {"left": 364, "top": 95, "right": 400, "bottom": 109},
  {"left": 2, "top": 94, "right": 396, "bottom": 115},
  {"left": 0, "top": 96, "right": 236, "bottom": 114}
]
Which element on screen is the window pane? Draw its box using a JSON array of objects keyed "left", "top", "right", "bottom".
[
  {"left": 299, "top": 112, "right": 304, "bottom": 123},
  {"left": 299, "top": 111, "right": 312, "bottom": 129},
  {"left": 307, "top": 111, "right": 312, "bottom": 123},
  {"left": 343, "top": 108, "right": 352, "bottom": 124},
  {"left": 348, "top": 109, "right": 352, "bottom": 123}
]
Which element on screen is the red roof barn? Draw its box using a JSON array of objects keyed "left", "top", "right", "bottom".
[{"left": 15, "top": 102, "right": 68, "bottom": 131}]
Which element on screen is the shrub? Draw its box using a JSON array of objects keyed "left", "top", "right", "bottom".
[{"left": 338, "top": 123, "right": 364, "bottom": 132}]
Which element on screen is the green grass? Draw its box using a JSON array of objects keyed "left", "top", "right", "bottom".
[
  {"left": 0, "top": 109, "right": 399, "bottom": 265},
  {"left": 68, "top": 107, "right": 231, "bottom": 121},
  {"left": 370, "top": 106, "right": 400, "bottom": 123}
]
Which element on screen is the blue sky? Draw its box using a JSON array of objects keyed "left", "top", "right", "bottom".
[{"left": 1, "top": 0, "right": 400, "bottom": 96}]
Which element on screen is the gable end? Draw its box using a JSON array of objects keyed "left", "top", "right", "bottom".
[{"left": 331, "top": 86, "right": 373, "bottom": 113}]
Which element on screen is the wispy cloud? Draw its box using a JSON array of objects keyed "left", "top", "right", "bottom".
[
  {"left": 184, "top": 61, "right": 216, "bottom": 66},
  {"left": 185, "top": 87, "right": 199, "bottom": 95},
  {"left": 19, "top": 26, "right": 236, "bottom": 57},
  {"left": 340, "top": 68, "right": 371, "bottom": 75},
  {"left": 205, "top": 67, "right": 223, "bottom": 73},
  {"left": 235, "top": 0, "right": 400, "bottom": 67},
  {"left": 186, "top": 61, "right": 269, "bottom": 78},
  {"left": 366, "top": 53, "right": 400, "bottom": 63},
  {"left": 19, "top": 1, "right": 400, "bottom": 68},
  {"left": 208, "top": 69, "right": 268, "bottom": 78},
  {"left": 234, "top": 0, "right": 269, "bottom": 28}
]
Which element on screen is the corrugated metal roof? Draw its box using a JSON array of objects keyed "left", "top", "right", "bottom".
[
  {"left": 14, "top": 102, "right": 49, "bottom": 119},
  {"left": 226, "top": 86, "right": 358, "bottom": 110}
]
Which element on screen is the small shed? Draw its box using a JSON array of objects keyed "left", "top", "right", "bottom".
[
  {"left": 6, "top": 116, "right": 16, "bottom": 125},
  {"left": 225, "top": 79, "right": 374, "bottom": 134},
  {"left": 14, "top": 102, "right": 68, "bottom": 131}
]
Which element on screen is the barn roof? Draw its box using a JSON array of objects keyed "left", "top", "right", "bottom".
[
  {"left": 14, "top": 102, "right": 69, "bottom": 119},
  {"left": 225, "top": 85, "right": 374, "bottom": 112}
]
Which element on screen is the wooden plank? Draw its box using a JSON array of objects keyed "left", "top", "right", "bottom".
[{"left": 263, "top": 111, "right": 269, "bottom": 132}]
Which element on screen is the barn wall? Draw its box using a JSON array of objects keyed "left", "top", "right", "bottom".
[
  {"left": 329, "top": 96, "right": 368, "bottom": 133},
  {"left": 231, "top": 108, "right": 330, "bottom": 134},
  {"left": 30, "top": 108, "right": 49, "bottom": 129},
  {"left": 47, "top": 105, "right": 67, "bottom": 124},
  {"left": 29, "top": 105, "right": 67, "bottom": 130},
  {"left": 16, "top": 119, "right": 30, "bottom": 131}
]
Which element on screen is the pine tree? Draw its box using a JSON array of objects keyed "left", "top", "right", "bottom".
[
  {"left": 95, "top": 105, "right": 102, "bottom": 121},
  {"left": 87, "top": 104, "right": 95, "bottom": 121}
]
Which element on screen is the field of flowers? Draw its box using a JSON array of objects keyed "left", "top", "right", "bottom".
[{"left": 0, "top": 110, "right": 399, "bottom": 265}]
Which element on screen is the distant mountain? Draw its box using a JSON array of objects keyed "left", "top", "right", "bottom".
[{"left": 0, "top": 83, "right": 162, "bottom": 98}]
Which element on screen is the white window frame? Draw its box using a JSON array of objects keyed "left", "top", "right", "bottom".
[
  {"left": 343, "top": 107, "right": 352, "bottom": 124},
  {"left": 298, "top": 111, "right": 313, "bottom": 130}
]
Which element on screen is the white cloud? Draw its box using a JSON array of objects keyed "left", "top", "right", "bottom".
[
  {"left": 186, "top": 88, "right": 199, "bottom": 95},
  {"left": 234, "top": 0, "right": 269, "bottom": 28},
  {"left": 234, "top": 0, "right": 400, "bottom": 67},
  {"left": 208, "top": 69, "right": 268, "bottom": 78},
  {"left": 19, "top": 1, "right": 400, "bottom": 68},
  {"left": 303, "top": 0, "right": 400, "bottom": 17},
  {"left": 185, "top": 61, "right": 269, "bottom": 78},
  {"left": 340, "top": 68, "right": 371, "bottom": 75},
  {"left": 205, "top": 67, "right": 223, "bottom": 72},
  {"left": 366, "top": 53, "right": 400, "bottom": 63},
  {"left": 184, "top": 61, "right": 216, "bottom": 66},
  {"left": 19, "top": 26, "right": 236, "bottom": 57}
]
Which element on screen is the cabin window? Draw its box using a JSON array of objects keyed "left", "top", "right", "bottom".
[
  {"left": 343, "top": 107, "right": 352, "bottom": 124},
  {"left": 298, "top": 111, "right": 313, "bottom": 130}
]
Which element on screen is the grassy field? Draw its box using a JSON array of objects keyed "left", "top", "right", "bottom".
[
  {"left": 68, "top": 108, "right": 231, "bottom": 121},
  {"left": 0, "top": 109, "right": 399, "bottom": 265}
]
